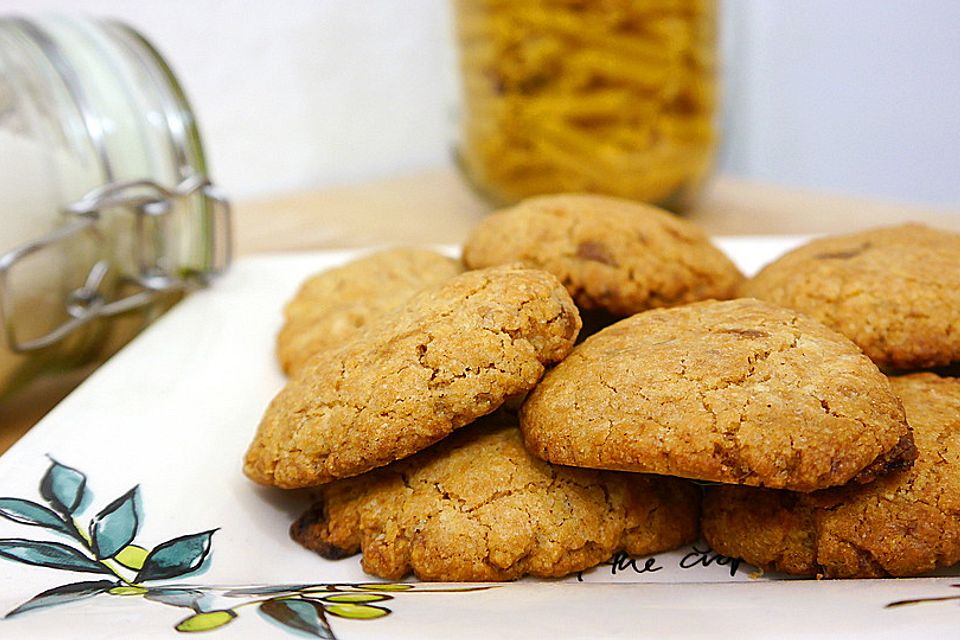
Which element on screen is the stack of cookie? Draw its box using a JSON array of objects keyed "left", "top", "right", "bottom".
[{"left": 244, "top": 194, "right": 960, "bottom": 581}]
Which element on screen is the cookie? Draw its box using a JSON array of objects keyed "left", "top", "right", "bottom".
[
  {"left": 277, "top": 248, "right": 462, "bottom": 375},
  {"left": 741, "top": 224, "right": 960, "bottom": 370},
  {"left": 462, "top": 193, "right": 744, "bottom": 317},
  {"left": 290, "top": 415, "right": 701, "bottom": 581},
  {"left": 520, "top": 298, "right": 915, "bottom": 492},
  {"left": 702, "top": 373, "right": 960, "bottom": 578},
  {"left": 244, "top": 264, "right": 581, "bottom": 489}
]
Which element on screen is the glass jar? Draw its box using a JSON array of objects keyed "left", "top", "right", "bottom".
[
  {"left": 0, "top": 16, "right": 230, "bottom": 401},
  {"left": 453, "top": 0, "right": 717, "bottom": 209}
]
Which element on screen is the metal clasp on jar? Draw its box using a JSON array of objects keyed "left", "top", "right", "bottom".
[{"left": 0, "top": 174, "right": 231, "bottom": 353}]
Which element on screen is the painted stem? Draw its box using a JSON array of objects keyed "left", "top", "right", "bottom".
[{"left": 886, "top": 595, "right": 960, "bottom": 608}]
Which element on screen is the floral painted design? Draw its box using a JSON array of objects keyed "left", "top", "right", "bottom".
[{"left": 0, "top": 457, "right": 489, "bottom": 637}]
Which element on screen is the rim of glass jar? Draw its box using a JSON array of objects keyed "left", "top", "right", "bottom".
[{"left": 0, "top": 15, "right": 230, "bottom": 354}]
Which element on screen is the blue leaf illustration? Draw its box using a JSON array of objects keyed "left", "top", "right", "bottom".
[
  {"left": 0, "top": 539, "right": 111, "bottom": 574},
  {"left": 145, "top": 588, "right": 215, "bottom": 612},
  {"left": 135, "top": 529, "right": 217, "bottom": 582},
  {"left": 88, "top": 487, "right": 139, "bottom": 560},
  {"left": 40, "top": 458, "right": 86, "bottom": 514},
  {"left": 5, "top": 580, "right": 116, "bottom": 618},
  {"left": 259, "top": 598, "right": 335, "bottom": 639},
  {"left": 0, "top": 498, "right": 73, "bottom": 536}
]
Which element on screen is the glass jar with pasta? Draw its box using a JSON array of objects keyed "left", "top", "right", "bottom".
[{"left": 453, "top": 0, "right": 717, "bottom": 209}]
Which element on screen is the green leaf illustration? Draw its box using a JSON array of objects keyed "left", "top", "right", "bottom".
[
  {"left": 175, "top": 609, "right": 236, "bottom": 633},
  {"left": 88, "top": 486, "right": 139, "bottom": 560},
  {"left": 40, "top": 458, "right": 86, "bottom": 514},
  {"left": 325, "top": 603, "right": 389, "bottom": 619},
  {"left": 108, "top": 585, "right": 148, "bottom": 596},
  {"left": 259, "top": 598, "right": 334, "bottom": 639},
  {"left": 322, "top": 593, "right": 391, "bottom": 603},
  {"left": 135, "top": 530, "right": 217, "bottom": 582},
  {"left": 5, "top": 580, "right": 116, "bottom": 618},
  {"left": 0, "top": 498, "right": 73, "bottom": 536},
  {"left": 114, "top": 544, "right": 149, "bottom": 570},
  {"left": 0, "top": 539, "right": 112, "bottom": 574}
]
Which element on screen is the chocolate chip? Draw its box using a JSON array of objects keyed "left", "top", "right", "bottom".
[{"left": 576, "top": 241, "right": 616, "bottom": 266}]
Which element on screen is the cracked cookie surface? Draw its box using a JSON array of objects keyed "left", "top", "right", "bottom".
[
  {"left": 245, "top": 264, "right": 581, "bottom": 489},
  {"left": 277, "top": 248, "right": 462, "bottom": 375},
  {"left": 290, "top": 416, "right": 701, "bottom": 581},
  {"left": 520, "top": 298, "right": 914, "bottom": 492},
  {"left": 741, "top": 224, "right": 960, "bottom": 370},
  {"left": 702, "top": 373, "right": 960, "bottom": 578},
  {"left": 462, "top": 193, "right": 743, "bottom": 317}
]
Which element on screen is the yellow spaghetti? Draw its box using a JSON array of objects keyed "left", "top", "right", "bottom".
[{"left": 453, "top": 0, "right": 717, "bottom": 207}]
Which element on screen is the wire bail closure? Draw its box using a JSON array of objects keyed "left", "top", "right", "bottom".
[{"left": 0, "top": 174, "right": 231, "bottom": 353}]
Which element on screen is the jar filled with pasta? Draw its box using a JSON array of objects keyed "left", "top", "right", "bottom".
[{"left": 453, "top": 0, "right": 717, "bottom": 209}]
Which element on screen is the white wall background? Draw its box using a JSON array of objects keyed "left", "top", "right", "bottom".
[
  {"left": 2, "top": 0, "right": 959, "bottom": 207},
  {"left": 721, "top": 0, "right": 960, "bottom": 207}
]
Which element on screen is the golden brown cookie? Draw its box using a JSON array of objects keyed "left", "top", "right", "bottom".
[
  {"left": 520, "top": 298, "right": 915, "bottom": 492},
  {"left": 462, "top": 193, "right": 743, "bottom": 317},
  {"left": 741, "top": 224, "right": 960, "bottom": 370},
  {"left": 702, "top": 373, "right": 960, "bottom": 578},
  {"left": 277, "top": 248, "right": 462, "bottom": 375},
  {"left": 244, "top": 265, "right": 581, "bottom": 489},
  {"left": 291, "top": 415, "right": 701, "bottom": 581}
]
